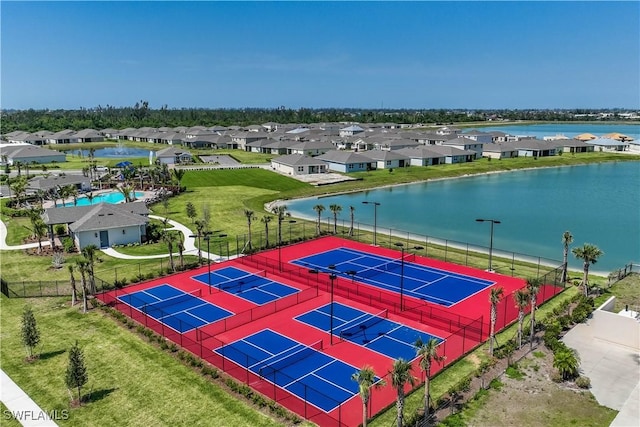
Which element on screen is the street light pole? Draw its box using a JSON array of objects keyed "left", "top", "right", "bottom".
[
  {"left": 328, "top": 264, "right": 336, "bottom": 345},
  {"left": 394, "top": 243, "right": 406, "bottom": 310},
  {"left": 204, "top": 235, "right": 212, "bottom": 293},
  {"left": 362, "top": 201, "right": 380, "bottom": 246},
  {"left": 476, "top": 218, "right": 501, "bottom": 272}
]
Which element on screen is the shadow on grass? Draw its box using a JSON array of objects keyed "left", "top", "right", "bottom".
[
  {"left": 38, "top": 349, "right": 66, "bottom": 361},
  {"left": 84, "top": 387, "right": 118, "bottom": 404}
]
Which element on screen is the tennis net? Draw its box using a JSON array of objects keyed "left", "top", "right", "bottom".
[
  {"left": 339, "top": 308, "right": 389, "bottom": 339},
  {"left": 258, "top": 340, "right": 323, "bottom": 378},
  {"left": 357, "top": 253, "right": 415, "bottom": 280},
  {"left": 142, "top": 288, "right": 202, "bottom": 315},
  {"left": 218, "top": 270, "right": 267, "bottom": 292}
]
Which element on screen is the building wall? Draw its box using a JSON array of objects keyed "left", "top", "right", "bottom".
[
  {"left": 74, "top": 225, "right": 144, "bottom": 250},
  {"left": 592, "top": 297, "right": 640, "bottom": 350}
]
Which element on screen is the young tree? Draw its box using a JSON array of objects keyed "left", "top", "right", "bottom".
[
  {"left": 572, "top": 243, "right": 604, "bottom": 296},
  {"left": 391, "top": 358, "right": 416, "bottom": 427},
  {"left": 68, "top": 264, "right": 78, "bottom": 307},
  {"left": 65, "top": 341, "right": 88, "bottom": 405},
  {"left": 329, "top": 204, "right": 342, "bottom": 234},
  {"left": 162, "top": 230, "right": 177, "bottom": 272},
  {"left": 185, "top": 202, "right": 197, "bottom": 224},
  {"left": 243, "top": 209, "right": 256, "bottom": 253},
  {"left": 561, "top": 231, "right": 574, "bottom": 283},
  {"left": 514, "top": 289, "right": 529, "bottom": 349},
  {"left": 527, "top": 277, "right": 542, "bottom": 350},
  {"left": 261, "top": 215, "right": 272, "bottom": 247},
  {"left": 488, "top": 287, "right": 504, "bottom": 356},
  {"left": 352, "top": 366, "right": 385, "bottom": 427},
  {"left": 313, "top": 204, "right": 325, "bottom": 236},
  {"left": 21, "top": 306, "right": 40, "bottom": 360},
  {"left": 176, "top": 232, "right": 185, "bottom": 270},
  {"left": 415, "top": 337, "right": 445, "bottom": 422},
  {"left": 76, "top": 258, "right": 90, "bottom": 313},
  {"left": 348, "top": 205, "right": 355, "bottom": 236},
  {"left": 81, "top": 244, "right": 99, "bottom": 294}
]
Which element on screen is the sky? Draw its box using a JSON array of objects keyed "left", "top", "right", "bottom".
[{"left": 1, "top": 1, "right": 639, "bottom": 110}]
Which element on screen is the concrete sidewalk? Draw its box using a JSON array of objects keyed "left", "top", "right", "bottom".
[{"left": 0, "top": 370, "right": 59, "bottom": 426}]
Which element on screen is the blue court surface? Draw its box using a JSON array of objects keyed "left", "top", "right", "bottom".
[
  {"left": 293, "top": 247, "right": 494, "bottom": 307},
  {"left": 193, "top": 267, "right": 300, "bottom": 305},
  {"left": 216, "top": 329, "right": 362, "bottom": 412},
  {"left": 118, "top": 284, "right": 233, "bottom": 333},
  {"left": 296, "top": 302, "right": 443, "bottom": 361}
]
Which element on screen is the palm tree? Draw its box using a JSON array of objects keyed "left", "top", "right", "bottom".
[
  {"left": 162, "top": 230, "right": 177, "bottom": 272},
  {"left": 76, "top": 258, "right": 90, "bottom": 313},
  {"left": 572, "top": 243, "right": 604, "bottom": 296},
  {"left": 194, "top": 219, "right": 206, "bottom": 265},
  {"left": 65, "top": 185, "right": 78, "bottom": 207},
  {"left": 33, "top": 219, "right": 48, "bottom": 254},
  {"left": 176, "top": 232, "right": 185, "bottom": 270},
  {"left": 561, "top": 231, "right": 573, "bottom": 283},
  {"left": 10, "top": 177, "right": 27, "bottom": 208},
  {"left": 68, "top": 264, "right": 78, "bottom": 306},
  {"left": 526, "top": 277, "right": 542, "bottom": 350},
  {"left": 415, "top": 337, "right": 445, "bottom": 422},
  {"left": 85, "top": 192, "right": 95, "bottom": 205},
  {"left": 172, "top": 168, "right": 185, "bottom": 189},
  {"left": 243, "top": 209, "right": 256, "bottom": 253},
  {"left": 329, "top": 204, "right": 342, "bottom": 234},
  {"left": 261, "top": 215, "right": 273, "bottom": 247},
  {"left": 553, "top": 348, "right": 580, "bottom": 380},
  {"left": 348, "top": 205, "right": 355, "bottom": 236},
  {"left": 514, "top": 289, "right": 529, "bottom": 349},
  {"left": 390, "top": 358, "right": 416, "bottom": 427},
  {"left": 351, "top": 366, "right": 385, "bottom": 427},
  {"left": 81, "top": 244, "right": 99, "bottom": 294},
  {"left": 312, "top": 204, "right": 325, "bottom": 236},
  {"left": 488, "top": 287, "right": 504, "bottom": 356},
  {"left": 271, "top": 205, "right": 290, "bottom": 246}
]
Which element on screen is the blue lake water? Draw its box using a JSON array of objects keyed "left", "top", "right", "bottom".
[
  {"left": 476, "top": 123, "right": 639, "bottom": 141},
  {"left": 286, "top": 162, "right": 640, "bottom": 273}
]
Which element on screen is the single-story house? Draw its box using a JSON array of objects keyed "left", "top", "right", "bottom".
[
  {"left": 481, "top": 143, "right": 519, "bottom": 160},
  {"left": 396, "top": 147, "right": 446, "bottom": 166},
  {"left": 271, "top": 154, "right": 328, "bottom": 175},
  {"left": 427, "top": 145, "right": 477, "bottom": 164},
  {"left": 511, "top": 139, "right": 560, "bottom": 157},
  {"left": 155, "top": 147, "right": 193, "bottom": 165},
  {"left": 47, "top": 130, "right": 79, "bottom": 144},
  {"left": 5, "top": 132, "right": 48, "bottom": 145},
  {"left": 263, "top": 139, "right": 298, "bottom": 156},
  {"left": 559, "top": 139, "right": 596, "bottom": 154},
  {"left": 28, "top": 174, "right": 91, "bottom": 194},
  {"left": 1, "top": 144, "right": 67, "bottom": 165},
  {"left": 339, "top": 125, "right": 365, "bottom": 137},
  {"left": 288, "top": 140, "right": 335, "bottom": 156},
  {"left": 74, "top": 129, "right": 105, "bottom": 143},
  {"left": 42, "top": 202, "right": 149, "bottom": 250},
  {"left": 359, "top": 150, "right": 410, "bottom": 169},
  {"left": 315, "top": 150, "right": 374, "bottom": 173},
  {"left": 461, "top": 130, "right": 494, "bottom": 144},
  {"left": 586, "top": 138, "right": 630, "bottom": 152},
  {"left": 246, "top": 138, "right": 276, "bottom": 154},
  {"left": 440, "top": 137, "right": 485, "bottom": 159}
]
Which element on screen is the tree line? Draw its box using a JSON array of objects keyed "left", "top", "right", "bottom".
[{"left": 2, "top": 103, "right": 634, "bottom": 133}]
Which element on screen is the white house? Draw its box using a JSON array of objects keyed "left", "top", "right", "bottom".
[
  {"left": 271, "top": 154, "right": 328, "bottom": 175},
  {"left": 359, "top": 150, "right": 410, "bottom": 169},
  {"left": 315, "top": 150, "right": 373, "bottom": 173},
  {"left": 440, "top": 137, "right": 485, "bottom": 159}
]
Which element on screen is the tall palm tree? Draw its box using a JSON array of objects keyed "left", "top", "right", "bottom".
[
  {"left": 488, "top": 287, "right": 504, "bottom": 356},
  {"left": 68, "top": 264, "right": 78, "bottom": 306},
  {"left": 514, "top": 289, "right": 529, "bottom": 349},
  {"left": 390, "top": 358, "right": 416, "bottom": 427},
  {"left": 33, "top": 219, "right": 48, "bottom": 254},
  {"left": 194, "top": 219, "right": 206, "bottom": 265},
  {"left": 261, "top": 215, "right": 272, "bottom": 247},
  {"left": 329, "top": 204, "right": 342, "bottom": 234},
  {"left": 243, "top": 209, "right": 256, "bottom": 252},
  {"left": 415, "top": 337, "right": 445, "bottom": 422},
  {"left": 76, "top": 258, "right": 90, "bottom": 313},
  {"left": 172, "top": 168, "right": 185, "bottom": 189},
  {"left": 82, "top": 244, "right": 99, "bottom": 294},
  {"left": 561, "top": 231, "right": 573, "bottom": 283},
  {"left": 10, "top": 177, "right": 27, "bottom": 208},
  {"left": 176, "top": 232, "right": 185, "bottom": 270},
  {"left": 351, "top": 366, "right": 385, "bottom": 427},
  {"left": 312, "top": 204, "right": 325, "bottom": 236},
  {"left": 526, "top": 277, "right": 542, "bottom": 350},
  {"left": 572, "top": 243, "right": 604, "bottom": 296},
  {"left": 271, "top": 205, "right": 290, "bottom": 246},
  {"left": 348, "top": 205, "right": 355, "bottom": 236}
]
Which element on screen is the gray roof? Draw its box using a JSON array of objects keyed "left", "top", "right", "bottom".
[
  {"left": 442, "top": 136, "right": 486, "bottom": 146},
  {"left": 585, "top": 138, "right": 630, "bottom": 147},
  {"left": 44, "top": 202, "right": 149, "bottom": 229},
  {"left": 1, "top": 145, "right": 65, "bottom": 160},
  {"left": 359, "top": 150, "right": 410, "bottom": 161},
  {"left": 316, "top": 150, "right": 373, "bottom": 164},
  {"left": 396, "top": 147, "right": 445, "bottom": 159},
  {"left": 272, "top": 154, "right": 328, "bottom": 167},
  {"left": 289, "top": 140, "right": 335, "bottom": 150},
  {"left": 28, "top": 174, "right": 88, "bottom": 191},
  {"left": 156, "top": 146, "right": 192, "bottom": 157}
]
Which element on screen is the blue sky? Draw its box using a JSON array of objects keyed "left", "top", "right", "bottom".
[{"left": 2, "top": 1, "right": 639, "bottom": 110}]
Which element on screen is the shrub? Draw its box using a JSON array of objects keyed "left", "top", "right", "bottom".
[
  {"left": 576, "top": 376, "right": 591, "bottom": 389},
  {"left": 62, "top": 237, "right": 76, "bottom": 253},
  {"left": 551, "top": 371, "right": 563, "bottom": 383},
  {"left": 55, "top": 224, "right": 66, "bottom": 235}
]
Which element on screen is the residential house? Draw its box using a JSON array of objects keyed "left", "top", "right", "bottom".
[
  {"left": 28, "top": 174, "right": 91, "bottom": 194},
  {"left": 339, "top": 125, "right": 365, "bottom": 137},
  {"left": 440, "top": 137, "right": 485, "bottom": 159},
  {"left": 559, "top": 139, "right": 595, "bottom": 154},
  {"left": 155, "top": 147, "right": 193, "bottom": 165},
  {"left": 360, "top": 150, "right": 409, "bottom": 169},
  {"left": 47, "top": 130, "right": 79, "bottom": 144},
  {"left": 396, "top": 147, "right": 446, "bottom": 166},
  {"left": 271, "top": 154, "right": 328, "bottom": 175},
  {"left": 511, "top": 139, "right": 560, "bottom": 157},
  {"left": 481, "top": 143, "right": 519, "bottom": 160},
  {"left": 315, "top": 150, "right": 374, "bottom": 173},
  {"left": 288, "top": 140, "right": 334, "bottom": 156},
  {"left": 42, "top": 202, "right": 149, "bottom": 250},
  {"left": 1, "top": 144, "right": 67, "bottom": 165},
  {"left": 586, "top": 138, "right": 630, "bottom": 152},
  {"left": 74, "top": 129, "right": 105, "bottom": 143}
]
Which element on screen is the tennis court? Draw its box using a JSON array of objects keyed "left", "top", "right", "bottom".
[
  {"left": 293, "top": 247, "right": 495, "bottom": 307},
  {"left": 117, "top": 284, "right": 234, "bottom": 333},
  {"left": 296, "top": 302, "right": 443, "bottom": 361},
  {"left": 193, "top": 266, "right": 300, "bottom": 305},
  {"left": 215, "top": 329, "right": 362, "bottom": 412}
]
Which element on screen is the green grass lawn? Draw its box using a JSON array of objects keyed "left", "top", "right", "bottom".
[
  {"left": 0, "top": 296, "right": 284, "bottom": 427},
  {"left": 594, "top": 273, "right": 640, "bottom": 312}
]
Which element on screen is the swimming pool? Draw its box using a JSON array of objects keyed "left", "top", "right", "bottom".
[{"left": 63, "top": 191, "right": 144, "bottom": 207}]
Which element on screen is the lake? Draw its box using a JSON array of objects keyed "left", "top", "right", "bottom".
[
  {"left": 286, "top": 162, "right": 640, "bottom": 274},
  {"left": 476, "top": 123, "right": 639, "bottom": 141}
]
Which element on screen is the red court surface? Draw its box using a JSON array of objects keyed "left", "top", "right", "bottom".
[{"left": 98, "top": 236, "right": 563, "bottom": 426}]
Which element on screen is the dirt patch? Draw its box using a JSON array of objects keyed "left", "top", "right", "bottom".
[{"left": 458, "top": 348, "right": 617, "bottom": 427}]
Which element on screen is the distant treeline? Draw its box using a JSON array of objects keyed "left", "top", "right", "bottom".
[{"left": 0, "top": 102, "right": 634, "bottom": 133}]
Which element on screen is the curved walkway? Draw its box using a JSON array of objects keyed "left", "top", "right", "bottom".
[{"left": 0, "top": 220, "right": 51, "bottom": 250}]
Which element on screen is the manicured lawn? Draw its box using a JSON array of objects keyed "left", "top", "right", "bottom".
[
  {"left": 594, "top": 273, "right": 640, "bottom": 312},
  {"left": 181, "top": 168, "right": 309, "bottom": 191},
  {"left": 0, "top": 296, "right": 283, "bottom": 427}
]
